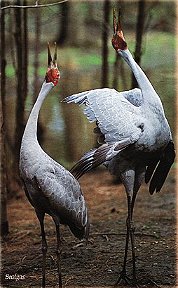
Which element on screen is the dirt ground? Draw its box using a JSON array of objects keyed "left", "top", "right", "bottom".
[{"left": 1, "top": 169, "right": 176, "bottom": 288}]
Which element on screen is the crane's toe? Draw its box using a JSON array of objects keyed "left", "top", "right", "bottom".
[
  {"left": 114, "top": 270, "right": 132, "bottom": 286},
  {"left": 114, "top": 270, "right": 140, "bottom": 287}
]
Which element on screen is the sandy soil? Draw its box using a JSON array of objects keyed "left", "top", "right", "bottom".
[{"left": 1, "top": 169, "right": 176, "bottom": 288}]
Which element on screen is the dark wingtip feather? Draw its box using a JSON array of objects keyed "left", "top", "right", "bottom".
[
  {"left": 70, "top": 149, "right": 97, "bottom": 179},
  {"left": 145, "top": 159, "right": 159, "bottom": 184},
  {"left": 70, "top": 145, "right": 112, "bottom": 180},
  {"left": 148, "top": 141, "right": 175, "bottom": 195}
]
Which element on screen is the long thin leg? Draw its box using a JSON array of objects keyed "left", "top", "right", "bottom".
[
  {"left": 129, "top": 216, "right": 136, "bottom": 283},
  {"left": 126, "top": 192, "right": 138, "bottom": 286},
  {"left": 115, "top": 194, "right": 132, "bottom": 285},
  {"left": 116, "top": 170, "right": 135, "bottom": 285},
  {"left": 36, "top": 211, "right": 47, "bottom": 288},
  {"left": 53, "top": 217, "right": 62, "bottom": 288},
  {"left": 130, "top": 168, "right": 145, "bottom": 283},
  {"left": 125, "top": 188, "right": 137, "bottom": 284},
  {"left": 116, "top": 169, "right": 145, "bottom": 286},
  {"left": 131, "top": 168, "right": 145, "bottom": 217},
  {"left": 122, "top": 220, "right": 130, "bottom": 275}
]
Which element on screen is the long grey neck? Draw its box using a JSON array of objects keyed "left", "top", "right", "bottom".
[
  {"left": 22, "top": 81, "right": 54, "bottom": 143},
  {"left": 118, "top": 49, "right": 164, "bottom": 109}
]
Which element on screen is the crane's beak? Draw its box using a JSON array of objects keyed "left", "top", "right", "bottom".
[
  {"left": 112, "top": 8, "right": 127, "bottom": 51},
  {"left": 113, "top": 8, "right": 118, "bottom": 35},
  {"left": 48, "top": 42, "right": 57, "bottom": 68},
  {"left": 46, "top": 43, "right": 60, "bottom": 86}
]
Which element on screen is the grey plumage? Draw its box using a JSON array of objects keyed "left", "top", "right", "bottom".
[
  {"left": 20, "top": 127, "right": 88, "bottom": 239},
  {"left": 19, "top": 48, "right": 89, "bottom": 288},
  {"left": 63, "top": 14, "right": 175, "bottom": 285},
  {"left": 64, "top": 85, "right": 174, "bottom": 193}
]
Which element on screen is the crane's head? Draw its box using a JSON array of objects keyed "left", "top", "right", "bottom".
[
  {"left": 112, "top": 9, "right": 127, "bottom": 52},
  {"left": 45, "top": 43, "right": 60, "bottom": 86}
]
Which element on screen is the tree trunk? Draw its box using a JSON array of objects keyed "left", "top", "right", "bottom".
[
  {"left": 33, "top": 5, "right": 45, "bottom": 144},
  {"left": 13, "top": 0, "right": 28, "bottom": 179},
  {"left": 22, "top": 0, "right": 28, "bottom": 104},
  {"left": 0, "top": 0, "right": 9, "bottom": 236},
  {"left": 112, "top": 53, "right": 119, "bottom": 90},
  {"left": 14, "top": 0, "right": 24, "bottom": 163},
  {"left": 33, "top": 6, "right": 41, "bottom": 100},
  {"left": 56, "top": 1, "right": 69, "bottom": 46},
  {"left": 101, "top": 0, "right": 110, "bottom": 87},
  {"left": 132, "top": 0, "right": 146, "bottom": 88},
  {"left": 113, "top": 55, "right": 128, "bottom": 91},
  {"left": 66, "top": 2, "right": 84, "bottom": 46},
  {"left": 0, "top": 94, "right": 8, "bottom": 237}
]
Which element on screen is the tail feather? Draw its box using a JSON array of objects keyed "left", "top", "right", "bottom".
[
  {"left": 147, "top": 141, "right": 175, "bottom": 194},
  {"left": 145, "top": 159, "right": 159, "bottom": 184},
  {"left": 68, "top": 217, "right": 90, "bottom": 240},
  {"left": 70, "top": 145, "right": 111, "bottom": 179},
  {"left": 70, "top": 148, "right": 97, "bottom": 179}
]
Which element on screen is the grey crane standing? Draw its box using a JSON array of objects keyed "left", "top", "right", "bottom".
[
  {"left": 19, "top": 44, "right": 89, "bottom": 288},
  {"left": 63, "top": 12, "right": 175, "bottom": 285}
]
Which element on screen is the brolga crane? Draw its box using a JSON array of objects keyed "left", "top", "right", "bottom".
[
  {"left": 19, "top": 44, "right": 89, "bottom": 288},
  {"left": 63, "top": 11, "right": 175, "bottom": 285}
]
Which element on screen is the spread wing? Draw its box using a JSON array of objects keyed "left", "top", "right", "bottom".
[
  {"left": 122, "top": 88, "right": 143, "bottom": 106},
  {"left": 63, "top": 88, "right": 143, "bottom": 144},
  {"left": 63, "top": 88, "right": 144, "bottom": 179},
  {"left": 145, "top": 141, "right": 175, "bottom": 194}
]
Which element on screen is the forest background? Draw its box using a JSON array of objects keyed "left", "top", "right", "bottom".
[
  {"left": 0, "top": 1, "right": 177, "bottom": 287},
  {"left": 0, "top": 0, "right": 176, "bottom": 269}
]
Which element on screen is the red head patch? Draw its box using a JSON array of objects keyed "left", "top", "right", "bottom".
[
  {"left": 112, "top": 9, "right": 127, "bottom": 51},
  {"left": 45, "top": 66, "right": 60, "bottom": 86},
  {"left": 45, "top": 43, "right": 60, "bottom": 86}
]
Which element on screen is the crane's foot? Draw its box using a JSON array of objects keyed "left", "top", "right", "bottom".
[
  {"left": 115, "top": 271, "right": 140, "bottom": 287},
  {"left": 114, "top": 270, "right": 132, "bottom": 286}
]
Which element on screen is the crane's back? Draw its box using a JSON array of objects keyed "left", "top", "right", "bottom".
[{"left": 20, "top": 138, "right": 89, "bottom": 240}]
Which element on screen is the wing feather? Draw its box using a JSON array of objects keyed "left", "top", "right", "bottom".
[
  {"left": 63, "top": 88, "right": 143, "bottom": 145},
  {"left": 34, "top": 166, "right": 89, "bottom": 239},
  {"left": 145, "top": 159, "right": 159, "bottom": 184},
  {"left": 147, "top": 141, "right": 175, "bottom": 194},
  {"left": 70, "top": 146, "right": 108, "bottom": 179},
  {"left": 122, "top": 88, "right": 143, "bottom": 106},
  {"left": 70, "top": 140, "right": 131, "bottom": 179}
]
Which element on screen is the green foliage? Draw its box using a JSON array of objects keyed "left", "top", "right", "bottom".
[
  {"left": 141, "top": 32, "right": 175, "bottom": 68},
  {"left": 5, "top": 65, "right": 15, "bottom": 77}
]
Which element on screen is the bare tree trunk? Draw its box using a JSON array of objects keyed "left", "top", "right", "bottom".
[
  {"left": 101, "top": 0, "right": 110, "bottom": 87},
  {"left": 13, "top": 0, "right": 28, "bottom": 180},
  {"left": 66, "top": 2, "right": 84, "bottom": 46},
  {"left": 33, "top": 7, "right": 40, "bottom": 100},
  {"left": 0, "top": 0, "right": 9, "bottom": 236},
  {"left": 112, "top": 56, "right": 128, "bottom": 90},
  {"left": 22, "top": 0, "right": 28, "bottom": 103},
  {"left": 56, "top": 1, "right": 69, "bottom": 46},
  {"left": 0, "top": 96, "right": 8, "bottom": 236},
  {"left": 33, "top": 5, "right": 45, "bottom": 144},
  {"left": 132, "top": 0, "right": 146, "bottom": 88},
  {"left": 14, "top": 0, "right": 24, "bottom": 164}
]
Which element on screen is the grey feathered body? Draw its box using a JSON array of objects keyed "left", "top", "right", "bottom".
[
  {"left": 19, "top": 82, "right": 89, "bottom": 239},
  {"left": 81, "top": 87, "right": 171, "bottom": 150},
  {"left": 61, "top": 24, "right": 175, "bottom": 285},
  {"left": 63, "top": 49, "right": 175, "bottom": 194}
]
